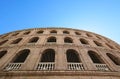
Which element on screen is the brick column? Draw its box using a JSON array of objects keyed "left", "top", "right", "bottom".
[
  {"left": 79, "top": 48, "right": 97, "bottom": 70},
  {"left": 21, "top": 48, "right": 41, "bottom": 70},
  {"left": 0, "top": 47, "right": 19, "bottom": 70},
  {"left": 55, "top": 46, "right": 67, "bottom": 70}
]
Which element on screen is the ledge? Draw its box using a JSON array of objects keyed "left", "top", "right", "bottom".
[{"left": 0, "top": 70, "right": 120, "bottom": 77}]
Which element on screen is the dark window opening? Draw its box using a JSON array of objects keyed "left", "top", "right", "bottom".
[
  {"left": 0, "top": 50, "right": 7, "bottom": 59},
  {"left": 50, "top": 30, "right": 57, "bottom": 34},
  {"left": 11, "top": 38, "right": 22, "bottom": 44},
  {"left": 86, "top": 33, "right": 92, "bottom": 37},
  {"left": 47, "top": 37, "right": 56, "bottom": 42},
  {"left": 24, "top": 31, "right": 30, "bottom": 35},
  {"left": 1, "top": 35, "right": 8, "bottom": 38},
  {"left": 66, "top": 49, "right": 80, "bottom": 63},
  {"left": 29, "top": 37, "right": 39, "bottom": 43},
  {"left": 75, "top": 32, "right": 81, "bottom": 35},
  {"left": 106, "top": 53, "right": 120, "bottom": 65},
  {"left": 94, "top": 41, "right": 102, "bottom": 46},
  {"left": 88, "top": 51, "right": 104, "bottom": 63},
  {"left": 64, "top": 37, "right": 73, "bottom": 43},
  {"left": 63, "top": 31, "right": 69, "bottom": 34},
  {"left": 12, "top": 33, "right": 19, "bottom": 36},
  {"left": 37, "top": 30, "right": 44, "bottom": 34},
  {"left": 96, "top": 36, "right": 102, "bottom": 39},
  {"left": 41, "top": 49, "right": 55, "bottom": 62},
  {"left": 13, "top": 49, "right": 30, "bottom": 63},
  {"left": 80, "top": 38, "right": 89, "bottom": 44},
  {"left": 0, "top": 40, "right": 8, "bottom": 46}
]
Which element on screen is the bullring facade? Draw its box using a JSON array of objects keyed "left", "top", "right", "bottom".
[{"left": 0, "top": 28, "right": 120, "bottom": 79}]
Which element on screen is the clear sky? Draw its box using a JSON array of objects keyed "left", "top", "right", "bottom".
[{"left": 0, "top": 0, "right": 120, "bottom": 44}]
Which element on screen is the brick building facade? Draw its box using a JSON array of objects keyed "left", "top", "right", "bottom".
[{"left": 0, "top": 28, "right": 120, "bottom": 79}]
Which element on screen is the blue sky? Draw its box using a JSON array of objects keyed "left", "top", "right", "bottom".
[{"left": 0, "top": 0, "right": 120, "bottom": 44}]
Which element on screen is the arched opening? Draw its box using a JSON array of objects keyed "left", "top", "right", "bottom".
[
  {"left": 75, "top": 32, "right": 81, "bottom": 35},
  {"left": 13, "top": 49, "right": 30, "bottom": 63},
  {"left": 0, "top": 50, "right": 7, "bottom": 59},
  {"left": 11, "top": 38, "right": 22, "bottom": 44},
  {"left": 4, "top": 49, "right": 30, "bottom": 70},
  {"left": 64, "top": 37, "right": 73, "bottom": 43},
  {"left": 37, "top": 49, "right": 55, "bottom": 70},
  {"left": 24, "top": 31, "right": 30, "bottom": 35},
  {"left": 66, "top": 49, "right": 80, "bottom": 62},
  {"left": 47, "top": 37, "right": 56, "bottom": 42},
  {"left": 50, "top": 30, "right": 57, "bottom": 34},
  {"left": 12, "top": 33, "right": 19, "bottom": 36},
  {"left": 106, "top": 53, "right": 120, "bottom": 65},
  {"left": 86, "top": 33, "right": 92, "bottom": 37},
  {"left": 63, "top": 31, "right": 69, "bottom": 34},
  {"left": 28, "top": 37, "right": 39, "bottom": 43},
  {"left": 88, "top": 50, "right": 104, "bottom": 63},
  {"left": 80, "top": 38, "right": 89, "bottom": 44},
  {"left": 94, "top": 41, "right": 103, "bottom": 46},
  {"left": 0, "top": 40, "right": 8, "bottom": 46},
  {"left": 96, "top": 36, "right": 102, "bottom": 39},
  {"left": 37, "top": 30, "right": 44, "bottom": 34},
  {"left": 41, "top": 49, "right": 55, "bottom": 62},
  {"left": 1, "top": 35, "right": 8, "bottom": 38}
]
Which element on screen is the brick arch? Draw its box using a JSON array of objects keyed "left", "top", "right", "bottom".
[
  {"left": 64, "top": 37, "right": 73, "bottom": 43},
  {"left": 50, "top": 30, "right": 57, "bottom": 34},
  {"left": 47, "top": 36, "right": 56, "bottom": 42},
  {"left": 106, "top": 53, "right": 120, "bottom": 65},
  {"left": 28, "top": 37, "right": 39, "bottom": 43},
  {"left": 63, "top": 30, "right": 69, "bottom": 34},
  {"left": 0, "top": 50, "right": 7, "bottom": 59},
  {"left": 88, "top": 50, "right": 105, "bottom": 64},
  {"left": 80, "top": 38, "right": 89, "bottom": 45},
  {"left": 11, "top": 38, "right": 22, "bottom": 44},
  {"left": 66, "top": 49, "right": 81, "bottom": 63},
  {"left": 12, "top": 49, "right": 30, "bottom": 63},
  {"left": 93, "top": 40, "right": 103, "bottom": 47},
  {"left": 40, "top": 49, "right": 55, "bottom": 62},
  {"left": 0, "top": 40, "right": 8, "bottom": 46}
]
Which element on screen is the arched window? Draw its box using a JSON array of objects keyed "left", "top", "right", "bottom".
[
  {"left": 0, "top": 50, "right": 7, "bottom": 59},
  {"left": 66, "top": 49, "right": 80, "bottom": 62},
  {"left": 63, "top": 31, "right": 69, "bottom": 34},
  {"left": 88, "top": 50, "right": 104, "bottom": 63},
  {"left": 37, "top": 30, "right": 44, "bottom": 34},
  {"left": 86, "top": 33, "right": 92, "bottom": 37},
  {"left": 28, "top": 37, "right": 39, "bottom": 43},
  {"left": 12, "top": 49, "right": 30, "bottom": 63},
  {"left": 106, "top": 53, "right": 120, "bottom": 65},
  {"left": 12, "top": 33, "right": 19, "bottom": 36},
  {"left": 41, "top": 49, "right": 55, "bottom": 62},
  {"left": 96, "top": 36, "right": 102, "bottom": 39},
  {"left": 1, "top": 35, "right": 8, "bottom": 38},
  {"left": 24, "top": 31, "right": 30, "bottom": 35},
  {"left": 75, "top": 32, "right": 81, "bottom": 35},
  {"left": 0, "top": 40, "right": 8, "bottom": 46},
  {"left": 106, "top": 43, "right": 114, "bottom": 49},
  {"left": 94, "top": 41, "right": 103, "bottom": 46},
  {"left": 50, "top": 30, "right": 57, "bottom": 34},
  {"left": 47, "top": 37, "right": 56, "bottom": 42},
  {"left": 80, "top": 38, "right": 89, "bottom": 44},
  {"left": 11, "top": 38, "right": 22, "bottom": 44},
  {"left": 64, "top": 37, "right": 73, "bottom": 43}
]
